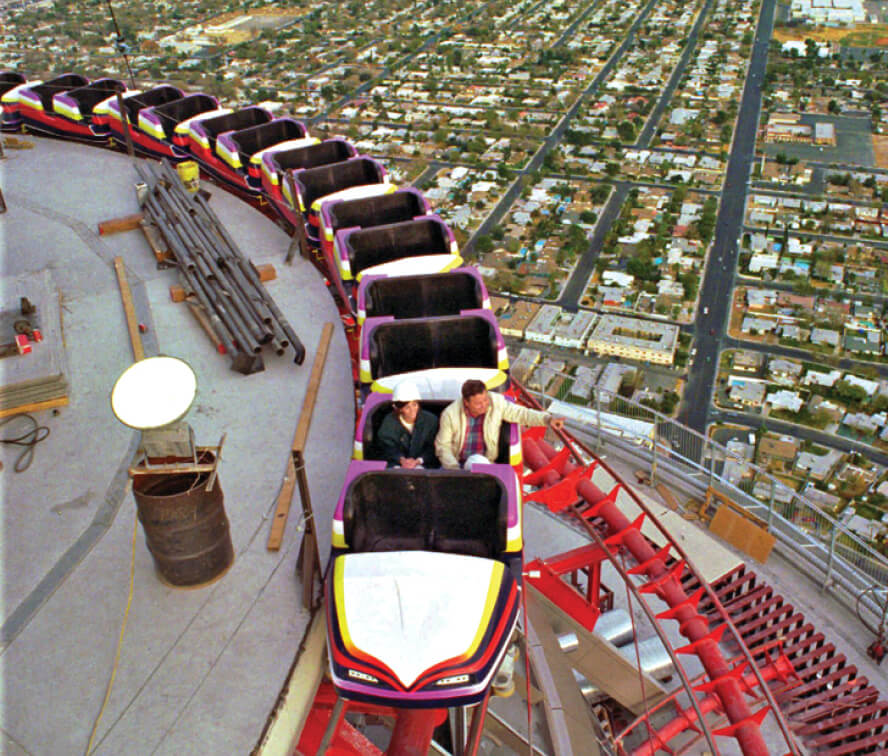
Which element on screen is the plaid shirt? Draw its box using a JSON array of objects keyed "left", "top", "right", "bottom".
[{"left": 460, "top": 411, "right": 486, "bottom": 464}]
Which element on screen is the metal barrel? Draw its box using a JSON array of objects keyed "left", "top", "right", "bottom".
[{"left": 131, "top": 454, "right": 234, "bottom": 587}]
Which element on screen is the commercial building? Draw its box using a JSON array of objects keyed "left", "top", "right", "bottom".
[
  {"left": 525, "top": 304, "right": 562, "bottom": 343},
  {"left": 497, "top": 299, "right": 542, "bottom": 339},
  {"left": 586, "top": 314, "right": 679, "bottom": 365},
  {"left": 552, "top": 311, "right": 596, "bottom": 349}
]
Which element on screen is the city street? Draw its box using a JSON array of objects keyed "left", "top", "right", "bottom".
[{"left": 678, "top": 0, "right": 777, "bottom": 438}]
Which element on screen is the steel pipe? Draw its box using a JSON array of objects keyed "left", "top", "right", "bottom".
[
  {"left": 576, "top": 477, "right": 771, "bottom": 756},
  {"left": 157, "top": 178, "right": 277, "bottom": 332},
  {"left": 143, "top": 191, "right": 261, "bottom": 356}
]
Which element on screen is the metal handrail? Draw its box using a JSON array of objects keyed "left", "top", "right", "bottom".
[{"left": 519, "top": 375, "right": 888, "bottom": 622}]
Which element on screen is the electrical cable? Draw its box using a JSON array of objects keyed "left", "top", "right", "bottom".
[
  {"left": 0, "top": 413, "right": 50, "bottom": 472},
  {"left": 84, "top": 502, "right": 138, "bottom": 756}
]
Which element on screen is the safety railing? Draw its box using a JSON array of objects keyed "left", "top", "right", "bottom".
[{"left": 522, "top": 374, "right": 888, "bottom": 628}]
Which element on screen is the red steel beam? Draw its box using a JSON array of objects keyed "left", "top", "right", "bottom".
[
  {"left": 628, "top": 656, "right": 794, "bottom": 756},
  {"left": 575, "top": 477, "right": 773, "bottom": 756}
]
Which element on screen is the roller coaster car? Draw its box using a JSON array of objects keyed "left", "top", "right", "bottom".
[
  {"left": 50, "top": 78, "right": 127, "bottom": 139},
  {"left": 357, "top": 267, "right": 490, "bottom": 325},
  {"left": 354, "top": 392, "right": 520, "bottom": 467},
  {"left": 215, "top": 118, "right": 311, "bottom": 191},
  {"left": 0, "top": 72, "right": 28, "bottom": 132},
  {"left": 327, "top": 461, "right": 522, "bottom": 707},
  {"left": 187, "top": 106, "right": 271, "bottom": 157},
  {"left": 283, "top": 157, "right": 389, "bottom": 247},
  {"left": 359, "top": 310, "right": 509, "bottom": 397},
  {"left": 136, "top": 94, "right": 223, "bottom": 160},
  {"left": 319, "top": 186, "right": 429, "bottom": 259},
  {"left": 260, "top": 138, "right": 355, "bottom": 203},
  {"left": 333, "top": 217, "right": 461, "bottom": 309},
  {"left": 15, "top": 74, "right": 89, "bottom": 136},
  {"left": 186, "top": 107, "right": 279, "bottom": 192},
  {"left": 101, "top": 86, "right": 184, "bottom": 145}
]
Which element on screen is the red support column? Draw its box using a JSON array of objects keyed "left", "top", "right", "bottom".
[{"left": 387, "top": 708, "right": 447, "bottom": 756}]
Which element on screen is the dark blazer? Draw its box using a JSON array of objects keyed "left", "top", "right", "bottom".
[{"left": 377, "top": 409, "right": 439, "bottom": 468}]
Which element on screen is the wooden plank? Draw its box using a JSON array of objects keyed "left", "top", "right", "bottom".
[
  {"left": 256, "top": 263, "right": 276, "bottom": 282},
  {"left": 710, "top": 505, "right": 776, "bottom": 564},
  {"left": 291, "top": 322, "right": 334, "bottom": 454},
  {"left": 0, "top": 395, "right": 68, "bottom": 419},
  {"left": 186, "top": 300, "right": 225, "bottom": 354},
  {"left": 267, "top": 322, "right": 334, "bottom": 551},
  {"left": 112, "top": 256, "right": 145, "bottom": 362},
  {"left": 98, "top": 212, "right": 144, "bottom": 236},
  {"left": 140, "top": 220, "right": 170, "bottom": 262}
]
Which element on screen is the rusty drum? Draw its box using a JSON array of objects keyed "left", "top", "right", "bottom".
[{"left": 131, "top": 453, "right": 234, "bottom": 587}]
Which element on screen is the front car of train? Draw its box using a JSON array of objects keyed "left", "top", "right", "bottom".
[{"left": 326, "top": 460, "right": 522, "bottom": 707}]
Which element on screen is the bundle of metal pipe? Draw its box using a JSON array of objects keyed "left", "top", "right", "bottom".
[{"left": 135, "top": 161, "right": 306, "bottom": 373}]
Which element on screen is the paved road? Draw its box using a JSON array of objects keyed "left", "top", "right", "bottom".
[
  {"left": 464, "top": 0, "right": 662, "bottom": 254},
  {"left": 677, "top": 0, "right": 776, "bottom": 437},
  {"left": 734, "top": 275, "right": 888, "bottom": 306},
  {"left": 635, "top": 0, "right": 715, "bottom": 147},
  {"left": 743, "top": 224, "right": 888, "bottom": 250},
  {"left": 556, "top": 183, "right": 628, "bottom": 309},
  {"left": 722, "top": 335, "right": 888, "bottom": 378},
  {"left": 745, "top": 184, "right": 885, "bottom": 208},
  {"left": 708, "top": 408, "right": 888, "bottom": 467}
]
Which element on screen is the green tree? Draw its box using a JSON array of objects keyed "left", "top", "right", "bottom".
[{"left": 617, "top": 120, "right": 635, "bottom": 142}]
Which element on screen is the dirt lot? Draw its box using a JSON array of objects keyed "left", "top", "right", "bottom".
[
  {"left": 873, "top": 135, "right": 888, "bottom": 169},
  {"left": 773, "top": 23, "right": 888, "bottom": 46}
]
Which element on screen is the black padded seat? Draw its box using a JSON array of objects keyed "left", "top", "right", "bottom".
[
  {"left": 362, "top": 400, "right": 512, "bottom": 466},
  {"left": 342, "top": 470, "right": 508, "bottom": 558}
]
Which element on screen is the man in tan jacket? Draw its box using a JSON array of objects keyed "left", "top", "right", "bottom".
[{"left": 435, "top": 379, "right": 564, "bottom": 470}]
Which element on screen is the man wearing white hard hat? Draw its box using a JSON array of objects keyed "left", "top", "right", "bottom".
[{"left": 377, "top": 380, "right": 440, "bottom": 469}]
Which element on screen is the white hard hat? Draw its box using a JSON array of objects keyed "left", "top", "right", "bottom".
[{"left": 392, "top": 380, "right": 421, "bottom": 403}]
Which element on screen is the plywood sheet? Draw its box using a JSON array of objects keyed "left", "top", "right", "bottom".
[{"left": 709, "top": 505, "right": 776, "bottom": 564}]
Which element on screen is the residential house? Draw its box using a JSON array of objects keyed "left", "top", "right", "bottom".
[
  {"left": 768, "top": 358, "right": 803, "bottom": 385},
  {"left": 734, "top": 351, "right": 764, "bottom": 372},
  {"left": 803, "top": 368, "right": 842, "bottom": 388},
  {"left": 768, "top": 390, "right": 804, "bottom": 413},
  {"left": 811, "top": 328, "right": 841, "bottom": 348},
  {"left": 552, "top": 311, "right": 597, "bottom": 350},
  {"left": 742, "top": 315, "right": 778, "bottom": 334},
  {"left": 801, "top": 485, "right": 842, "bottom": 513},
  {"left": 497, "top": 299, "right": 541, "bottom": 339},
  {"left": 843, "top": 411, "right": 886, "bottom": 436},
  {"left": 723, "top": 439, "right": 754, "bottom": 485},
  {"left": 746, "top": 289, "right": 778, "bottom": 309},
  {"left": 570, "top": 365, "right": 600, "bottom": 401},
  {"left": 795, "top": 448, "right": 843, "bottom": 482},
  {"left": 509, "top": 347, "right": 542, "bottom": 384},
  {"left": 757, "top": 434, "right": 800, "bottom": 468},
  {"left": 844, "top": 330, "right": 881, "bottom": 355},
  {"left": 729, "top": 378, "right": 766, "bottom": 406}
]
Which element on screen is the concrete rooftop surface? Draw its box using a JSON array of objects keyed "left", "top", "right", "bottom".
[
  {"left": 0, "top": 137, "right": 354, "bottom": 755},
  {"left": 2, "top": 137, "right": 887, "bottom": 756}
]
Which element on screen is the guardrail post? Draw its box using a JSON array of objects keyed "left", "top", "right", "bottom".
[
  {"left": 768, "top": 478, "right": 776, "bottom": 529},
  {"left": 594, "top": 391, "right": 602, "bottom": 451},
  {"left": 650, "top": 425, "right": 658, "bottom": 486},
  {"left": 705, "top": 438, "right": 714, "bottom": 487},
  {"left": 824, "top": 523, "right": 839, "bottom": 592}
]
